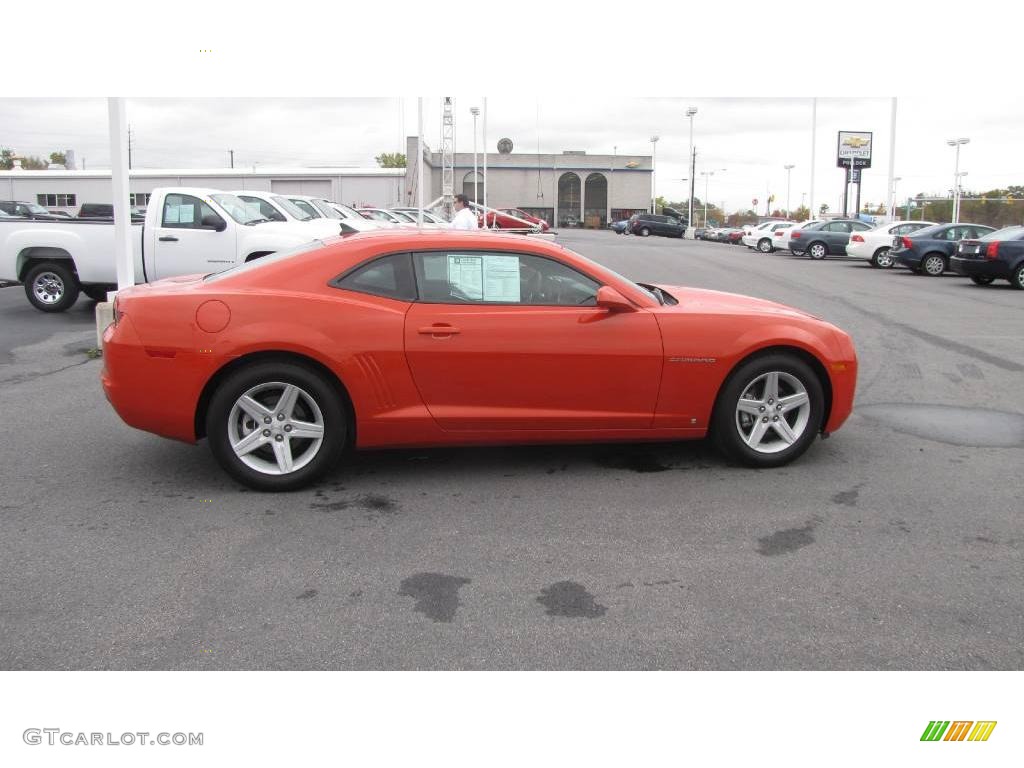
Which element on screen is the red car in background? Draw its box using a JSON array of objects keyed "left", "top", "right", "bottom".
[{"left": 479, "top": 208, "right": 550, "bottom": 231}]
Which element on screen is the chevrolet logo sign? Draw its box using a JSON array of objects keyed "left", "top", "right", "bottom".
[{"left": 843, "top": 136, "right": 870, "bottom": 148}]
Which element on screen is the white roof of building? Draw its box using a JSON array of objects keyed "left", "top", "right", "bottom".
[{"left": 0, "top": 167, "right": 403, "bottom": 179}]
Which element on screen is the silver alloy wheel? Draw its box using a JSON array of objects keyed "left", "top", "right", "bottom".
[
  {"left": 874, "top": 248, "right": 894, "bottom": 268},
  {"left": 808, "top": 243, "right": 826, "bottom": 259},
  {"left": 227, "top": 381, "right": 325, "bottom": 476},
  {"left": 923, "top": 255, "right": 945, "bottom": 275},
  {"left": 32, "top": 271, "right": 65, "bottom": 305},
  {"left": 734, "top": 371, "right": 811, "bottom": 454},
  {"left": 758, "top": 239, "right": 772, "bottom": 253}
]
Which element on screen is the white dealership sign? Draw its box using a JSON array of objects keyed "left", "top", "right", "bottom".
[{"left": 837, "top": 131, "right": 873, "bottom": 168}]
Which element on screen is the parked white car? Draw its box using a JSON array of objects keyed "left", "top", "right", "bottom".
[
  {"left": 0, "top": 187, "right": 318, "bottom": 312},
  {"left": 774, "top": 220, "right": 825, "bottom": 252},
  {"left": 846, "top": 220, "right": 937, "bottom": 268},
  {"left": 393, "top": 208, "right": 451, "bottom": 227},
  {"left": 233, "top": 190, "right": 347, "bottom": 238},
  {"left": 742, "top": 221, "right": 797, "bottom": 252}
]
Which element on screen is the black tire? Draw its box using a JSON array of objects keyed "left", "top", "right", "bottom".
[
  {"left": 711, "top": 352, "right": 825, "bottom": 468},
  {"left": 1011, "top": 264, "right": 1024, "bottom": 290},
  {"left": 82, "top": 285, "right": 111, "bottom": 302},
  {"left": 807, "top": 242, "right": 828, "bottom": 260},
  {"left": 24, "top": 261, "right": 79, "bottom": 312},
  {"left": 871, "top": 247, "right": 894, "bottom": 268},
  {"left": 639, "top": 227, "right": 650, "bottom": 237},
  {"left": 969, "top": 275, "right": 995, "bottom": 286},
  {"left": 922, "top": 253, "right": 947, "bottom": 276},
  {"left": 757, "top": 238, "right": 773, "bottom": 253},
  {"left": 206, "top": 361, "right": 347, "bottom": 491}
]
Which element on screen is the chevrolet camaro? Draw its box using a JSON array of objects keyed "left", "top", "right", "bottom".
[{"left": 101, "top": 230, "right": 858, "bottom": 491}]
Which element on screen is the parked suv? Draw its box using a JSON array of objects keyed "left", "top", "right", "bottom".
[
  {"left": 78, "top": 203, "right": 147, "bottom": 221},
  {"left": 629, "top": 213, "right": 687, "bottom": 238},
  {"left": 0, "top": 201, "right": 63, "bottom": 220}
]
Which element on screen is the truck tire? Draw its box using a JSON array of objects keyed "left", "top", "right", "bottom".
[{"left": 24, "top": 262, "right": 79, "bottom": 313}]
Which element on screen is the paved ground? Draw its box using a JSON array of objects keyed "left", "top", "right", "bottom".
[{"left": 1, "top": 232, "right": 1021, "bottom": 670}]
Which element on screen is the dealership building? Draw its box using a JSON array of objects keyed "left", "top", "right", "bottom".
[
  {"left": 0, "top": 166, "right": 406, "bottom": 214},
  {"left": 405, "top": 136, "right": 653, "bottom": 228}
]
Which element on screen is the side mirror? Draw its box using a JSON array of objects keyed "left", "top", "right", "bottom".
[
  {"left": 202, "top": 214, "right": 227, "bottom": 232},
  {"left": 596, "top": 285, "right": 635, "bottom": 313}
]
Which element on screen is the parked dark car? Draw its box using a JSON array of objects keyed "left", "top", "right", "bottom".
[
  {"left": 726, "top": 228, "right": 745, "bottom": 244},
  {"left": 0, "top": 201, "right": 64, "bottom": 220},
  {"left": 78, "top": 203, "right": 146, "bottom": 221},
  {"left": 610, "top": 218, "right": 631, "bottom": 234},
  {"left": 629, "top": 213, "right": 687, "bottom": 238},
  {"left": 788, "top": 219, "right": 873, "bottom": 259},
  {"left": 891, "top": 223, "right": 996, "bottom": 276},
  {"left": 950, "top": 225, "right": 1024, "bottom": 288}
]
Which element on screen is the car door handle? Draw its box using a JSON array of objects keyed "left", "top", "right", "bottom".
[
  {"left": 158, "top": 236, "right": 179, "bottom": 242},
  {"left": 418, "top": 324, "right": 461, "bottom": 336}
]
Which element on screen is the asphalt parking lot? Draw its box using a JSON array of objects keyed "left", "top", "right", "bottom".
[{"left": 1, "top": 231, "right": 1021, "bottom": 671}]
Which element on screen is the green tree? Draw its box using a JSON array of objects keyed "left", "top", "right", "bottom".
[
  {"left": 819, "top": 203, "right": 830, "bottom": 215},
  {"left": 0, "top": 148, "right": 13, "bottom": 170},
  {"left": 375, "top": 152, "right": 406, "bottom": 168},
  {"left": 49, "top": 151, "right": 66, "bottom": 166},
  {"left": 19, "top": 156, "right": 48, "bottom": 170},
  {"left": 790, "top": 205, "right": 810, "bottom": 222}
]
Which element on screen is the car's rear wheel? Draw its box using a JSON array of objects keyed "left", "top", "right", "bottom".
[
  {"left": 969, "top": 275, "right": 995, "bottom": 286},
  {"left": 807, "top": 242, "right": 827, "bottom": 260},
  {"left": 871, "top": 247, "right": 894, "bottom": 268},
  {"left": 206, "top": 361, "right": 346, "bottom": 491},
  {"left": 757, "top": 238, "right": 772, "bottom": 253},
  {"left": 1011, "top": 264, "right": 1024, "bottom": 290},
  {"left": 712, "top": 353, "right": 824, "bottom": 468},
  {"left": 24, "top": 261, "right": 79, "bottom": 312},
  {"left": 922, "top": 253, "right": 947, "bottom": 276},
  {"left": 639, "top": 227, "right": 650, "bottom": 237}
]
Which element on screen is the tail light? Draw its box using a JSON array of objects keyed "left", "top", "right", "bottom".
[
  {"left": 791, "top": 231, "right": 802, "bottom": 239},
  {"left": 775, "top": 230, "right": 784, "bottom": 237},
  {"left": 112, "top": 295, "right": 122, "bottom": 325},
  {"left": 851, "top": 234, "right": 864, "bottom": 242},
  {"left": 986, "top": 241, "right": 1000, "bottom": 260},
  {"left": 901, "top": 236, "right": 913, "bottom": 249}
]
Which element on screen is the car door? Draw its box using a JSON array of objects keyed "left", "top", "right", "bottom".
[
  {"left": 822, "top": 221, "right": 851, "bottom": 253},
  {"left": 404, "top": 249, "right": 664, "bottom": 431},
  {"left": 153, "top": 193, "right": 235, "bottom": 280}
]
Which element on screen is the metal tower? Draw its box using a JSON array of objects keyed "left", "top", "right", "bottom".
[{"left": 440, "top": 96, "right": 455, "bottom": 219}]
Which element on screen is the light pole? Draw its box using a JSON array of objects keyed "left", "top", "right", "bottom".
[
  {"left": 470, "top": 106, "right": 480, "bottom": 206},
  {"left": 891, "top": 176, "right": 901, "bottom": 219},
  {"left": 650, "top": 135, "right": 659, "bottom": 214},
  {"left": 954, "top": 171, "right": 968, "bottom": 222},
  {"left": 699, "top": 171, "right": 713, "bottom": 227},
  {"left": 784, "top": 164, "right": 795, "bottom": 219},
  {"left": 686, "top": 106, "right": 698, "bottom": 234},
  {"left": 947, "top": 137, "right": 969, "bottom": 223}
]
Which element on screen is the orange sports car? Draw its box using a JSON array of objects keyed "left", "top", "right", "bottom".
[{"left": 101, "top": 230, "right": 857, "bottom": 491}]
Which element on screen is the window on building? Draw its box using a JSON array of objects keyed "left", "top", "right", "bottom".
[
  {"left": 129, "top": 193, "right": 152, "bottom": 207},
  {"left": 36, "top": 193, "right": 77, "bottom": 207}
]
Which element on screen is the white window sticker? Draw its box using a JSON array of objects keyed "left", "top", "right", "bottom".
[
  {"left": 178, "top": 205, "right": 195, "bottom": 224},
  {"left": 447, "top": 255, "right": 484, "bottom": 300},
  {"left": 482, "top": 254, "right": 520, "bottom": 302},
  {"left": 164, "top": 205, "right": 180, "bottom": 224}
]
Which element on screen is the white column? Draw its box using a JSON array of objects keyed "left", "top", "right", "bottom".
[
  {"left": 108, "top": 98, "right": 133, "bottom": 292},
  {"left": 886, "top": 97, "right": 897, "bottom": 220},
  {"left": 417, "top": 98, "right": 424, "bottom": 227},
  {"left": 809, "top": 97, "right": 817, "bottom": 218},
  {"left": 482, "top": 97, "right": 488, "bottom": 226}
]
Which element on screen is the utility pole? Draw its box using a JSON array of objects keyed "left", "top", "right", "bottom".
[
  {"left": 229, "top": 149, "right": 234, "bottom": 169},
  {"left": 127, "top": 123, "right": 133, "bottom": 170}
]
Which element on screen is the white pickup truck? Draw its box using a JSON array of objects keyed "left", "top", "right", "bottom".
[{"left": 0, "top": 187, "right": 330, "bottom": 312}]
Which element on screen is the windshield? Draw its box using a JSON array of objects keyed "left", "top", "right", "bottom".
[
  {"left": 331, "top": 202, "right": 363, "bottom": 219},
  {"left": 28, "top": 203, "right": 50, "bottom": 214},
  {"left": 204, "top": 240, "right": 324, "bottom": 283},
  {"left": 311, "top": 199, "right": 343, "bottom": 219},
  {"left": 290, "top": 199, "right": 321, "bottom": 219},
  {"left": 209, "top": 193, "right": 266, "bottom": 224},
  {"left": 981, "top": 226, "right": 1024, "bottom": 241},
  {"left": 390, "top": 210, "right": 416, "bottom": 223},
  {"left": 271, "top": 196, "right": 312, "bottom": 221}
]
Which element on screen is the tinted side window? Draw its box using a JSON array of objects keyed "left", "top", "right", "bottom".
[
  {"left": 290, "top": 200, "right": 320, "bottom": 218},
  {"left": 851, "top": 222, "right": 871, "bottom": 231},
  {"left": 413, "top": 251, "right": 599, "bottom": 307},
  {"left": 335, "top": 253, "right": 416, "bottom": 301},
  {"left": 240, "top": 196, "right": 285, "bottom": 222},
  {"left": 162, "top": 194, "right": 223, "bottom": 230}
]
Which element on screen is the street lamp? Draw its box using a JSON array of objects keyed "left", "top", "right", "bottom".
[
  {"left": 947, "top": 137, "right": 969, "bottom": 223},
  {"left": 783, "top": 164, "right": 795, "bottom": 219},
  {"left": 891, "top": 176, "right": 901, "bottom": 219},
  {"left": 699, "top": 168, "right": 725, "bottom": 227},
  {"left": 954, "top": 171, "right": 968, "bottom": 221},
  {"left": 470, "top": 106, "right": 480, "bottom": 206},
  {"left": 686, "top": 106, "right": 698, "bottom": 234},
  {"left": 650, "top": 135, "right": 659, "bottom": 214}
]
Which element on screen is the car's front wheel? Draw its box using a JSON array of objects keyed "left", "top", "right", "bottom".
[
  {"left": 712, "top": 353, "right": 824, "bottom": 468},
  {"left": 639, "top": 227, "right": 650, "bottom": 237},
  {"left": 871, "top": 247, "right": 894, "bottom": 268},
  {"left": 206, "top": 361, "right": 347, "bottom": 491},
  {"left": 807, "top": 242, "right": 827, "bottom": 260},
  {"left": 757, "top": 238, "right": 772, "bottom": 253}
]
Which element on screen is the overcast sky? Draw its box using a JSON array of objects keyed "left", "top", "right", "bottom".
[{"left": 2, "top": 97, "right": 1022, "bottom": 214}]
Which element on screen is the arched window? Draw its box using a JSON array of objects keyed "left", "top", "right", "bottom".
[
  {"left": 584, "top": 173, "right": 608, "bottom": 228},
  {"left": 557, "top": 172, "right": 581, "bottom": 227},
  {"left": 462, "top": 171, "right": 484, "bottom": 202}
]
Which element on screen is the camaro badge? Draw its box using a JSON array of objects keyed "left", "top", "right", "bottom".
[{"left": 669, "top": 356, "right": 717, "bottom": 363}]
